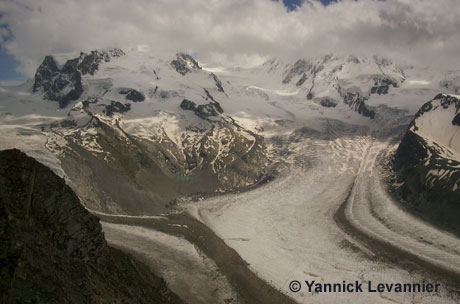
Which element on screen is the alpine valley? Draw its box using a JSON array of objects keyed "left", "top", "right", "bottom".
[{"left": 1, "top": 46, "right": 460, "bottom": 303}]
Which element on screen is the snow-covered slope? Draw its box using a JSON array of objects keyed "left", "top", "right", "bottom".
[
  {"left": 35, "top": 48, "right": 269, "bottom": 214},
  {"left": 1, "top": 46, "right": 459, "bottom": 215},
  {"left": 409, "top": 94, "right": 460, "bottom": 159},
  {"left": 393, "top": 94, "right": 460, "bottom": 232}
]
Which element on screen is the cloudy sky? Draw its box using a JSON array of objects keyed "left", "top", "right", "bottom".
[{"left": 0, "top": 0, "right": 459, "bottom": 79}]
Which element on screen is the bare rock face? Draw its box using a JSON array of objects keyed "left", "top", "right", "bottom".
[
  {"left": 180, "top": 98, "right": 223, "bottom": 120},
  {"left": 295, "top": 73, "right": 308, "bottom": 87},
  {"left": 337, "top": 86, "right": 376, "bottom": 119},
  {"left": 0, "top": 148, "right": 106, "bottom": 261},
  {"left": 33, "top": 49, "right": 125, "bottom": 108},
  {"left": 178, "top": 91, "right": 267, "bottom": 192},
  {"left": 103, "top": 100, "right": 131, "bottom": 116},
  {"left": 319, "top": 97, "right": 337, "bottom": 108},
  {"left": 282, "top": 59, "right": 312, "bottom": 84},
  {"left": 0, "top": 149, "right": 183, "bottom": 304},
  {"left": 33, "top": 56, "right": 83, "bottom": 108},
  {"left": 210, "top": 72, "right": 225, "bottom": 93},
  {"left": 32, "top": 56, "right": 60, "bottom": 91},
  {"left": 393, "top": 94, "right": 460, "bottom": 233},
  {"left": 370, "top": 75, "right": 399, "bottom": 95},
  {"left": 119, "top": 88, "right": 145, "bottom": 102},
  {"left": 170, "top": 53, "right": 202, "bottom": 75}
]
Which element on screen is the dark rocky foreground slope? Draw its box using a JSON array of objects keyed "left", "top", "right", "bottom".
[
  {"left": 392, "top": 94, "right": 460, "bottom": 234},
  {"left": 0, "top": 149, "right": 182, "bottom": 304}
]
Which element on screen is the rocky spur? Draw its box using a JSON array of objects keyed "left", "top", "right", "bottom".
[{"left": 300, "top": 280, "right": 441, "bottom": 293}]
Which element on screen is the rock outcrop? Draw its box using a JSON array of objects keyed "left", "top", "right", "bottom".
[
  {"left": 33, "top": 49, "right": 125, "bottom": 108},
  {"left": 170, "top": 53, "right": 201, "bottom": 75},
  {"left": 282, "top": 59, "right": 312, "bottom": 84},
  {"left": 319, "top": 97, "right": 338, "bottom": 108},
  {"left": 210, "top": 72, "right": 225, "bottom": 93},
  {"left": 0, "top": 149, "right": 183, "bottom": 303},
  {"left": 393, "top": 94, "right": 460, "bottom": 233},
  {"left": 370, "top": 75, "right": 399, "bottom": 95},
  {"left": 103, "top": 100, "right": 131, "bottom": 116},
  {"left": 338, "top": 86, "right": 376, "bottom": 119},
  {"left": 180, "top": 98, "right": 224, "bottom": 120},
  {"left": 43, "top": 91, "right": 267, "bottom": 215},
  {"left": 119, "top": 88, "right": 145, "bottom": 102}
]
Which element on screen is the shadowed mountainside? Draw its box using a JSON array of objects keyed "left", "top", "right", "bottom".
[{"left": 0, "top": 149, "right": 183, "bottom": 304}]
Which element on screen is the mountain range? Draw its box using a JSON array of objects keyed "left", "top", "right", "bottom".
[
  {"left": 2, "top": 47, "right": 458, "bottom": 216},
  {"left": 1, "top": 47, "right": 459, "bottom": 302}
]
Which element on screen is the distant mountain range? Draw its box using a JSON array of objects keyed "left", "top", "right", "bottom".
[{"left": 0, "top": 47, "right": 459, "bottom": 221}]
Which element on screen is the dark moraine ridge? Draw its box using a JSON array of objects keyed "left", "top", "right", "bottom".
[
  {"left": 0, "top": 149, "right": 182, "bottom": 304},
  {"left": 333, "top": 144, "right": 460, "bottom": 295},
  {"left": 97, "top": 212, "right": 298, "bottom": 304}
]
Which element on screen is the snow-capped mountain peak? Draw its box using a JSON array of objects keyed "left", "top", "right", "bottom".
[{"left": 1, "top": 47, "right": 460, "bottom": 215}]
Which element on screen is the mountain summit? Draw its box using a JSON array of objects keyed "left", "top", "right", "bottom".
[{"left": 393, "top": 94, "right": 460, "bottom": 232}]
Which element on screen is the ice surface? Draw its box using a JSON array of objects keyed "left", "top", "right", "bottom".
[
  {"left": 102, "top": 222, "right": 238, "bottom": 304},
  {"left": 187, "top": 136, "right": 459, "bottom": 304}
]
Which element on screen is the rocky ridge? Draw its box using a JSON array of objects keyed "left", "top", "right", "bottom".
[
  {"left": 33, "top": 48, "right": 125, "bottom": 108},
  {"left": 35, "top": 49, "right": 269, "bottom": 214},
  {"left": 393, "top": 94, "right": 460, "bottom": 233},
  {"left": 0, "top": 149, "right": 182, "bottom": 303},
  {"left": 170, "top": 53, "right": 202, "bottom": 75}
]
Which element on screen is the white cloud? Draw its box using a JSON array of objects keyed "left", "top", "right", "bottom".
[{"left": 1, "top": 0, "right": 459, "bottom": 76}]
